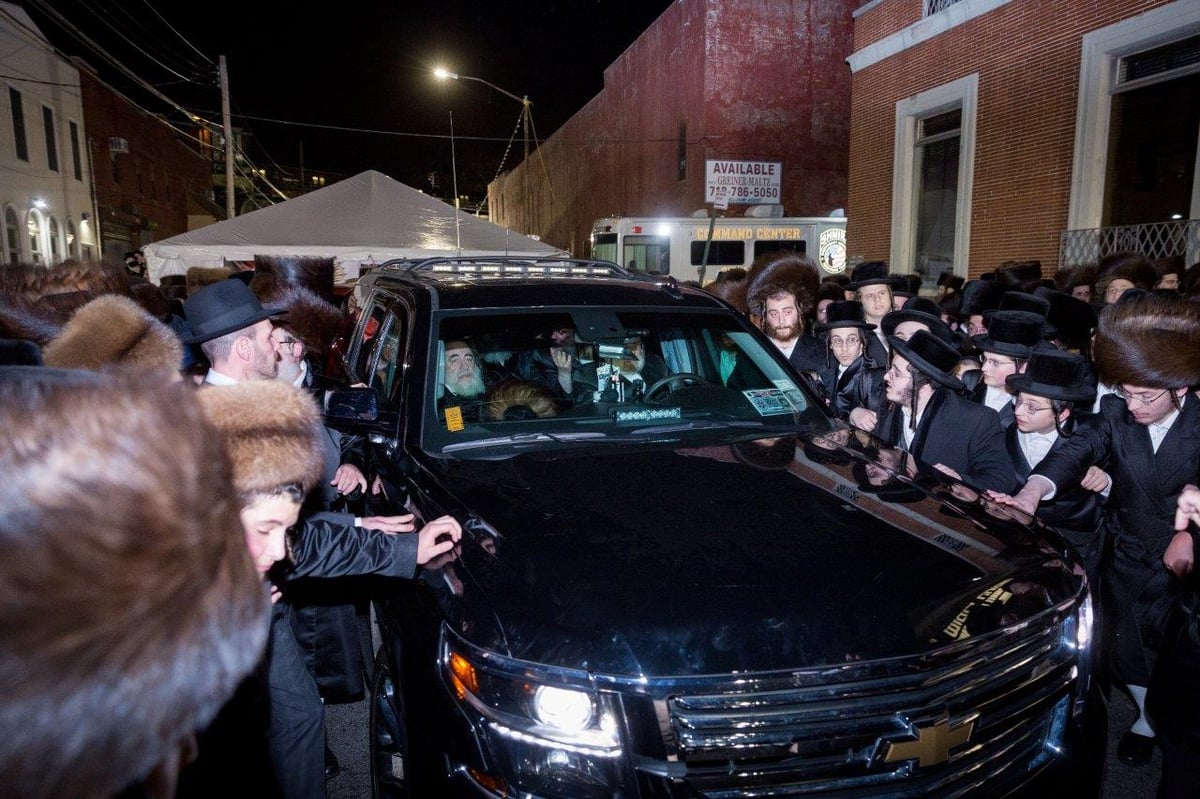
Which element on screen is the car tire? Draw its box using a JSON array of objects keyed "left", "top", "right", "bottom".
[{"left": 369, "top": 644, "right": 413, "bottom": 799}]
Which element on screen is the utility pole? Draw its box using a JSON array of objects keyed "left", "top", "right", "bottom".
[
  {"left": 522, "top": 96, "right": 531, "bottom": 234},
  {"left": 219, "top": 55, "right": 236, "bottom": 219}
]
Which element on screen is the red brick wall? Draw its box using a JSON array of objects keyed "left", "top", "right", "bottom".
[
  {"left": 853, "top": 0, "right": 922, "bottom": 51},
  {"left": 490, "top": 0, "right": 856, "bottom": 256},
  {"left": 77, "top": 67, "right": 210, "bottom": 251},
  {"left": 847, "top": 0, "right": 1173, "bottom": 277}
]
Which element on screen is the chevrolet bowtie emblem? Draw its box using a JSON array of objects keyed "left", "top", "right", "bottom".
[{"left": 883, "top": 713, "right": 978, "bottom": 767}]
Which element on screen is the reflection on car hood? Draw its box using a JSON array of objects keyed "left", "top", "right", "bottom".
[{"left": 423, "top": 432, "right": 1080, "bottom": 678}]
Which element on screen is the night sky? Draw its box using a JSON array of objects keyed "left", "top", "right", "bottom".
[{"left": 24, "top": 0, "right": 676, "bottom": 199}]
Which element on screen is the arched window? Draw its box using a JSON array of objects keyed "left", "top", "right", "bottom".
[
  {"left": 66, "top": 219, "right": 78, "bottom": 258},
  {"left": 26, "top": 210, "right": 43, "bottom": 265},
  {"left": 3, "top": 207, "right": 19, "bottom": 264},
  {"left": 48, "top": 216, "right": 60, "bottom": 263}
]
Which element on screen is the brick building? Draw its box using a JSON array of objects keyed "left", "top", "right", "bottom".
[
  {"left": 75, "top": 62, "right": 214, "bottom": 262},
  {"left": 847, "top": 0, "right": 1199, "bottom": 286},
  {"left": 488, "top": 0, "right": 856, "bottom": 258}
]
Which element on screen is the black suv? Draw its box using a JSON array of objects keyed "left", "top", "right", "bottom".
[{"left": 328, "top": 257, "right": 1103, "bottom": 798}]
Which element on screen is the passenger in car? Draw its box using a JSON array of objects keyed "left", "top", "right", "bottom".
[
  {"left": 439, "top": 339, "right": 489, "bottom": 423},
  {"left": 485, "top": 378, "right": 561, "bottom": 420}
]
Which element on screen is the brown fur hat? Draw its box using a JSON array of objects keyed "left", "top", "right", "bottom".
[
  {"left": 196, "top": 381, "right": 325, "bottom": 496},
  {"left": 745, "top": 252, "right": 820, "bottom": 319},
  {"left": 186, "top": 266, "right": 235, "bottom": 297},
  {"left": 42, "top": 294, "right": 182, "bottom": 378},
  {"left": 249, "top": 273, "right": 344, "bottom": 356},
  {"left": 1092, "top": 293, "right": 1200, "bottom": 388}
]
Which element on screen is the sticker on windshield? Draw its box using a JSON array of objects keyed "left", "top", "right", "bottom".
[
  {"left": 444, "top": 406, "right": 465, "bottom": 432},
  {"left": 772, "top": 379, "right": 807, "bottom": 411},
  {"left": 743, "top": 388, "right": 803, "bottom": 416}
]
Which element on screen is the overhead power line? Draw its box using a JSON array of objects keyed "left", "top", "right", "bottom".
[{"left": 75, "top": 0, "right": 208, "bottom": 84}]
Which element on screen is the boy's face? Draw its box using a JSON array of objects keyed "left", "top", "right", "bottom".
[{"left": 240, "top": 493, "right": 301, "bottom": 575}]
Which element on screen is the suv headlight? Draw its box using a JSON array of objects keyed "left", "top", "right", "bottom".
[
  {"left": 442, "top": 633, "right": 627, "bottom": 798},
  {"left": 1064, "top": 589, "right": 1094, "bottom": 720}
]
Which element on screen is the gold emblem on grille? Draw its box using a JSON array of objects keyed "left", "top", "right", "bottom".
[{"left": 883, "top": 714, "right": 978, "bottom": 767}]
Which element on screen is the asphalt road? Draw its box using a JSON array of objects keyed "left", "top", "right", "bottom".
[{"left": 324, "top": 671, "right": 1162, "bottom": 798}]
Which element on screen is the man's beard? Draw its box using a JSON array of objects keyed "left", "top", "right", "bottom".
[
  {"left": 763, "top": 320, "right": 798, "bottom": 343},
  {"left": 888, "top": 381, "right": 915, "bottom": 406},
  {"left": 618, "top": 353, "right": 646, "bottom": 375},
  {"left": 253, "top": 345, "right": 279, "bottom": 380},
  {"left": 450, "top": 369, "right": 486, "bottom": 398}
]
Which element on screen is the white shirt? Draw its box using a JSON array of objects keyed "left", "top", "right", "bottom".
[
  {"left": 1018, "top": 429, "right": 1058, "bottom": 469},
  {"left": 984, "top": 385, "right": 1013, "bottom": 414},
  {"left": 203, "top": 369, "right": 238, "bottom": 386},
  {"left": 1150, "top": 407, "right": 1181, "bottom": 454},
  {"left": 899, "top": 406, "right": 924, "bottom": 451},
  {"left": 776, "top": 337, "right": 798, "bottom": 359}
]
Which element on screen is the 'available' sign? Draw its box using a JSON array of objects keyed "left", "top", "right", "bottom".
[{"left": 705, "top": 159, "right": 782, "bottom": 205}]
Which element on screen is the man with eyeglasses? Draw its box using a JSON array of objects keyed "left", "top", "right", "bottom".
[
  {"left": 1002, "top": 294, "right": 1200, "bottom": 769},
  {"left": 814, "top": 300, "right": 885, "bottom": 424},
  {"left": 1000, "top": 350, "right": 1101, "bottom": 579},
  {"left": 963, "top": 310, "right": 1044, "bottom": 430}
]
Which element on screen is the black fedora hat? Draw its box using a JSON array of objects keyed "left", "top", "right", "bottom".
[
  {"left": 888, "top": 328, "right": 965, "bottom": 391},
  {"left": 958, "top": 279, "right": 1004, "bottom": 319},
  {"left": 183, "top": 279, "right": 284, "bottom": 344},
  {"left": 817, "top": 300, "right": 875, "bottom": 332},
  {"left": 1035, "top": 287, "right": 1096, "bottom": 351},
  {"left": 990, "top": 290, "right": 1057, "bottom": 340},
  {"left": 847, "top": 260, "right": 890, "bottom": 290},
  {"left": 1006, "top": 350, "right": 1096, "bottom": 404},
  {"left": 971, "top": 310, "right": 1043, "bottom": 358},
  {"left": 881, "top": 296, "right": 959, "bottom": 347}
]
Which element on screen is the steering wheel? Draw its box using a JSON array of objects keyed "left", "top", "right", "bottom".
[{"left": 643, "top": 372, "right": 712, "bottom": 402}]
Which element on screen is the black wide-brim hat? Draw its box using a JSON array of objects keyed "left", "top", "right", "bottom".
[
  {"left": 1006, "top": 350, "right": 1096, "bottom": 404},
  {"left": 183, "top": 279, "right": 285, "bottom": 344},
  {"left": 881, "top": 297, "right": 959, "bottom": 348},
  {"left": 971, "top": 310, "right": 1044, "bottom": 359},
  {"left": 816, "top": 300, "right": 876, "bottom": 332},
  {"left": 888, "top": 329, "right": 965, "bottom": 391},
  {"left": 846, "top": 260, "right": 890, "bottom": 290}
]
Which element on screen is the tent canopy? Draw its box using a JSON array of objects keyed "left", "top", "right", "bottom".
[{"left": 144, "top": 170, "right": 562, "bottom": 282}]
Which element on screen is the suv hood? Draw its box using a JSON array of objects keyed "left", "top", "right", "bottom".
[{"left": 422, "top": 433, "right": 1080, "bottom": 677}]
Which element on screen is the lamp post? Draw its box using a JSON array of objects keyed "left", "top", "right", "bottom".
[{"left": 434, "top": 68, "right": 532, "bottom": 232}]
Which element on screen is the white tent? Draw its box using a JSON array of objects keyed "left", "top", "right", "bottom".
[{"left": 143, "top": 170, "right": 563, "bottom": 283}]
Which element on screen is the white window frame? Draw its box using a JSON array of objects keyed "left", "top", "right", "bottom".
[
  {"left": 26, "top": 209, "right": 44, "bottom": 265},
  {"left": 3, "top": 205, "right": 20, "bottom": 264},
  {"left": 890, "top": 73, "right": 978, "bottom": 280},
  {"left": 1069, "top": 1, "right": 1200, "bottom": 230}
]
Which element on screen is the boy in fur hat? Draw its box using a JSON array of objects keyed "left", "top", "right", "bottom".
[
  {"left": 190, "top": 381, "right": 461, "bottom": 798},
  {"left": 0, "top": 369, "right": 266, "bottom": 799},
  {"left": 1004, "top": 294, "right": 1200, "bottom": 768}
]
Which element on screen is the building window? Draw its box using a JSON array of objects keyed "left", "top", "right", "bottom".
[
  {"left": 4, "top": 206, "right": 19, "bottom": 264},
  {"left": 69, "top": 121, "right": 82, "bottom": 181},
  {"left": 891, "top": 74, "right": 978, "bottom": 288},
  {"left": 47, "top": 216, "right": 60, "bottom": 263},
  {"left": 42, "top": 107, "right": 58, "bottom": 172},
  {"left": 677, "top": 121, "right": 687, "bottom": 181},
  {"left": 925, "top": 0, "right": 965, "bottom": 15},
  {"left": 66, "top": 219, "right": 77, "bottom": 258},
  {"left": 9, "top": 87, "right": 27, "bottom": 162},
  {"left": 26, "top": 210, "right": 43, "bottom": 265}
]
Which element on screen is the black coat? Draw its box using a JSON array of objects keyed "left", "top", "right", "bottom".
[
  {"left": 1004, "top": 422, "right": 1102, "bottom": 570},
  {"left": 874, "top": 389, "right": 1019, "bottom": 494},
  {"left": 815, "top": 356, "right": 886, "bottom": 421}
]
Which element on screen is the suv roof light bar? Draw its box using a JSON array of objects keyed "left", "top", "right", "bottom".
[{"left": 377, "top": 256, "right": 631, "bottom": 278}]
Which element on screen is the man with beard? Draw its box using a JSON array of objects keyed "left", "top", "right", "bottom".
[
  {"left": 873, "top": 329, "right": 1017, "bottom": 494},
  {"left": 745, "top": 253, "right": 824, "bottom": 375},
  {"left": 184, "top": 280, "right": 283, "bottom": 384},
  {"left": 439, "top": 340, "right": 489, "bottom": 423}
]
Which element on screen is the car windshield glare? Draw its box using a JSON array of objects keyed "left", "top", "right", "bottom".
[{"left": 425, "top": 309, "right": 827, "bottom": 452}]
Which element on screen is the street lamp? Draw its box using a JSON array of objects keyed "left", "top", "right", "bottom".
[{"left": 434, "top": 67, "right": 533, "bottom": 231}]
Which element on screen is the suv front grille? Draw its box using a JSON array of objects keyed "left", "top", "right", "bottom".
[{"left": 649, "top": 612, "right": 1074, "bottom": 796}]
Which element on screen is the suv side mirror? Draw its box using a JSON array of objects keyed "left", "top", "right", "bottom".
[{"left": 323, "top": 387, "right": 379, "bottom": 421}]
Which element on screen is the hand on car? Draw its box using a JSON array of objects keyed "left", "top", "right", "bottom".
[
  {"left": 359, "top": 513, "right": 417, "bottom": 534},
  {"left": 332, "top": 464, "right": 368, "bottom": 494},
  {"left": 848, "top": 408, "right": 877, "bottom": 431},
  {"left": 417, "top": 516, "right": 463, "bottom": 566},
  {"left": 1164, "top": 531, "right": 1194, "bottom": 579}
]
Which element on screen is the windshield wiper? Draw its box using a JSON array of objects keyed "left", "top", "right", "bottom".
[
  {"left": 628, "top": 419, "right": 767, "bottom": 435},
  {"left": 442, "top": 431, "right": 608, "bottom": 453}
]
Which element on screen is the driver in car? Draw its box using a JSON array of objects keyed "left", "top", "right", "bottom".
[{"left": 596, "top": 335, "right": 667, "bottom": 403}]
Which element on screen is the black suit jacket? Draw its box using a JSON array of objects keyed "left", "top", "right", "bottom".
[
  {"left": 874, "top": 389, "right": 1018, "bottom": 493},
  {"left": 1033, "top": 393, "right": 1200, "bottom": 554},
  {"left": 863, "top": 329, "right": 889, "bottom": 369},
  {"left": 816, "top": 357, "right": 886, "bottom": 421},
  {"left": 785, "top": 334, "right": 827, "bottom": 374},
  {"left": 1005, "top": 423, "right": 1101, "bottom": 539}
]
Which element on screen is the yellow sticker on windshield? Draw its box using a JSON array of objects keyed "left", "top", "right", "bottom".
[{"left": 444, "top": 406, "right": 465, "bottom": 432}]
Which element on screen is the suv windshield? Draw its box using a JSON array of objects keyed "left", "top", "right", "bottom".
[{"left": 423, "top": 307, "right": 832, "bottom": 454}]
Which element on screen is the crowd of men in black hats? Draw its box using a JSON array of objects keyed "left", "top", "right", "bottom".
[{"left": 708, "top": 250, "right": 1200, "bottom": 798}]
